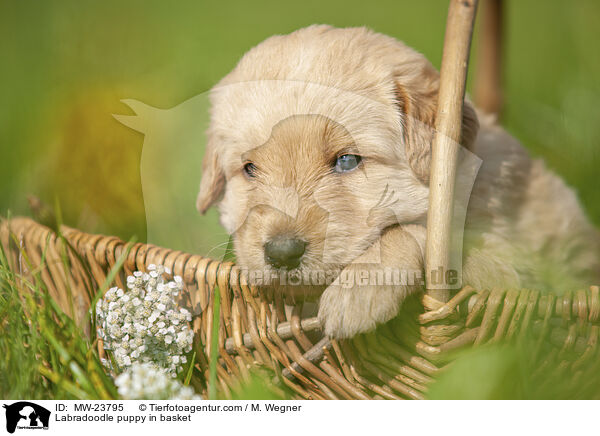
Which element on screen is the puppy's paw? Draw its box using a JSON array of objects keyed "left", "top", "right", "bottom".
[
  {"left": 317, "top": 225, "right": 425, "bottom": 339},
  {"left": 317, "top": 265, "right": 413, "bottom": 339}
]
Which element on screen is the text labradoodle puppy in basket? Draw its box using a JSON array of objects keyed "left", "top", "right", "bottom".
[{"left": 196, "top": 25, "right": 600, "bottom": 339}]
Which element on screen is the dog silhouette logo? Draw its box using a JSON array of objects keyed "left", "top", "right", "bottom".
[{"left": 2, "top": 402, "right": 50, "bottom": 433}]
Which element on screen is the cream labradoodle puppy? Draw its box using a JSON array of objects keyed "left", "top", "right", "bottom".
[{"left": 196, "top": 25, "right": 600, "bottom": 338}]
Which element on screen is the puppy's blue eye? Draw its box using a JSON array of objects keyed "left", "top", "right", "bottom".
[{"left": 334, "top": 154, "right": 361, "bottom": 173}]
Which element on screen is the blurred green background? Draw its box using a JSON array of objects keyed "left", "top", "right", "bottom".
[{"left": 1, "top": 0, "right": 599, "bottom": 248}]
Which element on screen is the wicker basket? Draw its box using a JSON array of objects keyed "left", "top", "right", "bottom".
[{"left": 2, "top": 217, "right": 599, "bottom": 399}]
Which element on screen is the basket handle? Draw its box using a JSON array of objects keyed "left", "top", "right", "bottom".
[
  {"left": 474, "top": 0, "right": 503, "bottom": 116},
  {"left": 424, "top": 0, "right": 479, "bottom": 310}
]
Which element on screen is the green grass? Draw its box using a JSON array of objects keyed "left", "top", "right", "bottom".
[
  {"left": 0, "top": 228, "right": 117, "bottom": 399},
  {"left": 427, "top": 340, "right": 600, "bottom": 400},
  {"left": 208, "top": 286, "right": 221, "bottom": 400},
  {"left": 0, "top": 217, "right": 288, "bottom": 400}
]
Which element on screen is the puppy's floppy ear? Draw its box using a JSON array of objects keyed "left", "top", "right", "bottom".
[
  {"left": 196, "top": 137, "right": 225, "bottom": 214},
  {"left": 395, "top": 62, "right": 479, "bottom": 184}
]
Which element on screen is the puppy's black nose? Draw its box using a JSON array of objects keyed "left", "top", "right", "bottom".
[{"left": 264, "top": 237, "right": 306, "bottom": 269}]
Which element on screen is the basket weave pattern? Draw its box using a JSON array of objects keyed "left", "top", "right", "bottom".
[{"left": 2, "top": 217, "right": 599, "bottom": 399}]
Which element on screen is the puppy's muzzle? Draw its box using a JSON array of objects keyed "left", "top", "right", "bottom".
[{"left": 264, "top": 236, "right": 306, "bottom": 269}]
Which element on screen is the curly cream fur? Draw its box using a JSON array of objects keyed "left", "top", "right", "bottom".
[{"left": 197, "top": 25, "right": 600, "bottom": 338}]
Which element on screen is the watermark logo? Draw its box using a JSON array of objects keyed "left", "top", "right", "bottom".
[
  {"left": 2, "top": 402, "right": 50, "bottom": 433},
  {"left": 114, "top": 80, "right": 481, "bottom": 291}
]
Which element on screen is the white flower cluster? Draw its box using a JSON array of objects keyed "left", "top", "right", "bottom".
[
  {"left": 96, "top": 264, "right": 194, "bottom": 376},
  {"left": 115, "top": 362, "right": 201, "bottom": 400}
]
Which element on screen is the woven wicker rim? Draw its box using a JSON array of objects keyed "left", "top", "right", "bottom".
[{"left": 2, "top": 217, "right": 599, "bottom": 399}]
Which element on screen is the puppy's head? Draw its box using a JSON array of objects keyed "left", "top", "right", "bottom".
[{"left": 196, "top": 25, "right": 479, "bottom": 297}]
